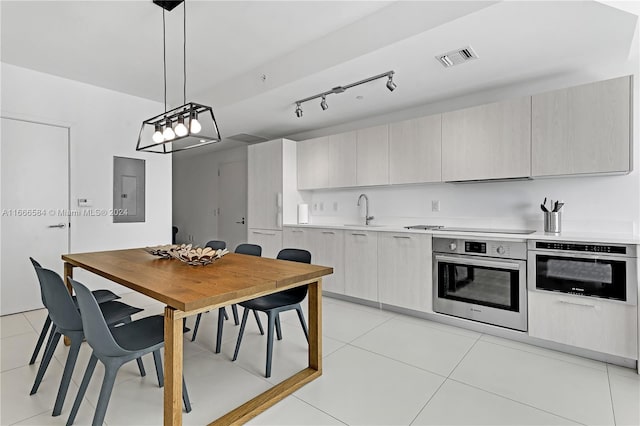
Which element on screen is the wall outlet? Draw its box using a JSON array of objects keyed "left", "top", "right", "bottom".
[
  {"left": 319, "top": 202, "right": 324, "bottom": 211},
  {"left": 333, "top": 201, "right": 338, "bottom": 211},
  {"left": 313, "top": 203, "right": 318, "bottom": 211},
  {"left": 432, "top": 200, "right": 440, "bottom": 212}
]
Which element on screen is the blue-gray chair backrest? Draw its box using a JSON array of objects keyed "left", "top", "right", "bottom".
[
  {"left": 276, "top": 249, "right": 312, "bottom": 303},
  {"left": 33, "top": 267, "right": 82, "bottom": 332},
  {"left": 235, "top": 243, "right": 262, "bottom": 257},
  {"left": 205, "top": 240, "right": 226, "bottom": 250},
  {"left": 70, "top": 278, "right": 129, "bottom": 357}
]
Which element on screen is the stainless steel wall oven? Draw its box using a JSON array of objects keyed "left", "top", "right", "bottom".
[{"left": 433, "top": 237, "right": 528, "bottom": 331}]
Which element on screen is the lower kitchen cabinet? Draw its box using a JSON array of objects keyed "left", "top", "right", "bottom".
[
  {"left": 309, "top": 228, "right": 345, "bottom": 294},
  {"left": 344, "top": 230, "right": 378, "bottom": 302},
  {"left": 528, "top": 290, "right": 638, "bottom": 359},
  {"left": 247, "top": 228, "right": 282, "bottom": 259},
  {"left": 378, "top": 233, "right": 433, "bottom": 312},
  {"left": 283, "top": 227, "right": 312, "bottom": 251}
]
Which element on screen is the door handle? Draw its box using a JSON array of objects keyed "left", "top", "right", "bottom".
[
  {"left": 48, "top": 223, "right": 66, "bottom": 229},
  {"left": 235, "top": 217, "right": 245, "bottom": 224}
]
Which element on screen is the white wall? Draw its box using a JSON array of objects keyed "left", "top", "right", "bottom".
[
  {"left": 172, "top": 146, "right": 247, "bottom": 246},
  {"left": 1, "top": 63, "right": 172, "bottom": 294},
  {"left": 294, "top": 65, "right": 640, "bottom": 236}
]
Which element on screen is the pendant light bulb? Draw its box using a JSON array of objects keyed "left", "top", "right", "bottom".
[
  {"left": 152, "top": 124, "right": 164, "bottom": 143},
  {"left": 163, "top": 121, "right": 176, "bottom": 141},
  {"left": 190, "top": 111, "right": 201, "bottom": 134},
  {"left": 175, "top": 115, "right": 188, "bottom": 137}
]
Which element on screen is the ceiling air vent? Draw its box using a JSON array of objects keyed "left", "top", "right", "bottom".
[
  {"left": 227, "top": 133, "right": 269, "bottom": 144},
  {"left": 436, "top": 46, "right": 479, "bottom": 68}
]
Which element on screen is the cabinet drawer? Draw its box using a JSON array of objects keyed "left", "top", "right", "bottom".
[
  {"left": 247, "top": 229, "right": 282, "bottom": 259},
  {"left": 528, "top": 290, "right": 637, "bottom": 359}
]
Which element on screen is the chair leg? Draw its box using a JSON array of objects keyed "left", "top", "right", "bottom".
[
  {"left": 182, "top": 376, "right": 192, "bottom": 413},
  {"left": 265, "top": 312, "right": 276, "bottom": 378},
  {"left": 253, "top": 309, "right": 265, "bottom": 335},
  {"left": 153, "top": 350, "right": 164, "bottom": 387},
  {"left": 31, "top": 329, "right": 61, "bottom": 395},
  {"left": 52, "top": 336, "right": 82, "bottom": 416},
  {"left": 216, "top": 307, "right": 225, "bottom": 354},
  {"left": 29, "top": 315, "right": 52, "bottom": 365},
  {"left": 136, "top": 357, "right": 146, "bottom": 377},
  {"left": 191, "top": 313, "right": 202, "bottom": 342},
  {"left": 295, "top": 305, "right": 309, "bottom": 343},
  {"left": 92, "top": 360, "right": 122, "bottom": 426},
  {"left": 231, "top": 304, "right": 240, "bottom": 325},
  {"left": 223, "top": 307, "right": 229, "bottom": 320},
  {"left": 66, "top": 354, "right": 98, "bottom": 426},
  {"left": 275, "top": 314, "right": 283, "bottom": 341},
  {"left": 232, "top": 308, "right": 250, "bottom": 361}
]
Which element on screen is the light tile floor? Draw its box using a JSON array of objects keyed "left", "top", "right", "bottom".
[{"left": 1, "top": 294, "right": 638, "bottom": 425}]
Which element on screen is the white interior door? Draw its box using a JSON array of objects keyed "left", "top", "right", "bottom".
[
  {"left": 218, "top": 160, "right": 247, "bottom": 252},
  {"left": 1, "top": 118, "right": 69, "bottom": 315}
]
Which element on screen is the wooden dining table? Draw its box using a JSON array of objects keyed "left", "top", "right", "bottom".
[{"left": 62, "top": 248, "right": 332, "bottom": 425}]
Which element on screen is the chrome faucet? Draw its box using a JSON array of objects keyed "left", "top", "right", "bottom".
[{"left": 357, "top": 194, "right": 374, "bottom": 225}]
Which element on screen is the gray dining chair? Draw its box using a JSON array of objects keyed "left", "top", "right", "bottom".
[
  {"left": 28, "top": 258, "right": 121, "bottom": 366},
  {"left": 30, "top": 265, "right": 144, "bottom": 417},
  {"left": 67, "top": 278, "right": 192, "bottom": 426},
  {"left": 232, "top": 248, "right": 311, "bottom": 378}
]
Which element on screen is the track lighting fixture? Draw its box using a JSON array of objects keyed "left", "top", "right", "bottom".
[
  {"left": 294, "top": 70, "right": 395, "bottom": 118},
  {"left": 137, "top": 0, "right": 222, "bottom": 153},
  {"left": 386, "top": 73, "right": 397, "bottom": 92}
]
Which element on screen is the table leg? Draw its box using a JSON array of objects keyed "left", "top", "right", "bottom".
[
  {"left": 164, "top": 307, "right": 183, "bottom": 426},
  {"left": 308, "top": 279, "right": 322, "bottom": 372},
  {"left": 63, "top": 262, "right": 74, "bottom": 346}
]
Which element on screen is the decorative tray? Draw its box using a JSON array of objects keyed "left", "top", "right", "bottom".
[{"left": 144, "top": 244, "right": 229, "bottom": 266}]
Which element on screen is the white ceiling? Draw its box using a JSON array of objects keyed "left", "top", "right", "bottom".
[{"left": 2, "top": 1, "right": 638, "bottom": 156}]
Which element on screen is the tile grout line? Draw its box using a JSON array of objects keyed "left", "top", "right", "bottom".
[
  {"left": 8, "top": 408, "right": 51, "bottom": 426},
  {"left": 446, "top": 376, "right": 589, "bottom": 426},
  {"left": 291, "top": 395, "right": 349, "bottom": 425},
  {"left": 479, "top": 335, "right": 607, "bottom": 373},
  {"left": 407, "top": 333, "right": 484, "bottom": 425},
  {"left": 605, "top": 364, "right": 619, "bottom": 425}
]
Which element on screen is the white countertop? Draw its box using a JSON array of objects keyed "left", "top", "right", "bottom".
[{"left": 283, "top": 223, "right": 640, "bottom": 245}]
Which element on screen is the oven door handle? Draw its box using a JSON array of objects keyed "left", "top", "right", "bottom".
[{"left": 434, "top": 254, "right": 522, "bottom": 271}]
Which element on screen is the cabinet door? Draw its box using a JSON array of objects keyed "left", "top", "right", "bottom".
[
  {"left": 389, "top": 115, "right": 442, "bottom": 184},
  {"left": 282, "top": 227, "right": 312, "bottom": 251},
  {"left": 344, "top": 231, "right": 378, "bottom": 301},
  {"left": 532, "top": 76, "right": 631, "bottom": 176},
  {"left": 308, "top": 228, "right": 345, "bottom": 295},
  {"left": 247, "top": 229, "right": 283, "bottom": 259},
  {"left": 442, "top": 97, "right": 531, "bottom": 181},
  {"left": 248, "top": 140, "right": 282, "bottom": 230},
  {"left": 356, "top": 125, "right": 389, "bottom": 186},
  {"left": 297, "top": 136, "right": 329, "bottom": 189},
  {"left": 328, "top": 131, "right": 357, "bottom": 188},
  {"left": 528, "top": 290, "right": 637, "bottom": 359},
  {"left": 378, "top": 233, "right": 432, "bottom": 312}
]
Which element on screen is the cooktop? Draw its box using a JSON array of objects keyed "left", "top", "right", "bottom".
[{"left": 404, "top": 225, "right": 535, "bottom": 235}]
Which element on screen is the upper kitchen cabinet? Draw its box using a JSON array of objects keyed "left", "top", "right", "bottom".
[
  {"left": 531, "top": 76, "right": 632, "bottom": 177},
  {"left": 442, "top": 97, "right": 531, "bottom": 181},
  {"left": 357, "top": 124, "right": 390, "bottom": 186},
  {"left": 297, "top": 136, "right": 329, "bottom": 190},
  {"left": 389, "top": 114, "right": 442, "bottom": 184},
  {"left": 328, "top": 131, "right": 357, "bottom": 188}
]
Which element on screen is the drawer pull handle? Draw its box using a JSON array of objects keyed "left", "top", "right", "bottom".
[
  {"left": 351, "top": 233, "right": 366, "bottom": 236},
  {"left": 393, "top": 236, "right": 411, "bottom": 239},
  {"left": 321, "top": 231, "right": 335, "bottom": 235},
  {"left": 558, "top": 300, "right": 598, "bottom": 309},
  {"left": 292, "top": 230, "right": 303, "bottom": 233},
  {"left": 253, "top": 231, "right": 276, "bottom": 236}
]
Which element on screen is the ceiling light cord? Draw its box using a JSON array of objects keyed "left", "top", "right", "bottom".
[
  {"left": 162, "top": 9, "right": 167, "bottom": 114},
  {"left": 183, "top": 0, "right": 186, "bottom": 105}
]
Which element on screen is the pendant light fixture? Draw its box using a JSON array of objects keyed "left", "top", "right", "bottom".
[{"left": 137, "top": 0, "right": 221, "bottom": 154}]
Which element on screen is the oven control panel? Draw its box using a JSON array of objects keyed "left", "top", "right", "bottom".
[{"left": 433, "top": 237, "right": 527, "bottom": 260}]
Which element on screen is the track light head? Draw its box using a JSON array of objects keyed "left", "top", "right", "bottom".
[
  {"left": 320, "top": 96, "right": 328, "bottom": 110},
  {"left": 386, "top": 75, "right": 397, "bottom": 92},
  {"left": 295, "top": 103, "right": 303, "bottom": 118}
]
